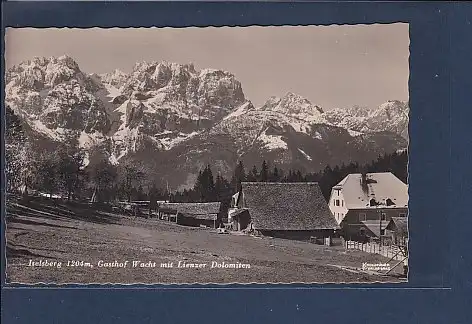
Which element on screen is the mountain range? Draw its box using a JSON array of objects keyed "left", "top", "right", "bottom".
[{"left": 5, "top": 55, "right": 409, "bottom": 190}]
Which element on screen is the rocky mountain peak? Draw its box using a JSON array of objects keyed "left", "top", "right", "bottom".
[
  {"left": 5, "top": 55, "right": 408, "bottom": 190},
  {"left": 99, "top": 69, "right": 129, "bottom": 89},
  {"left": 323, "top": 100, "right": 409, "bottom": 140},
  {"left": 257, "top": 92, "right": 325, "bottom": 124},
  {"left": 6, "top": 55, "right": 85, "bottom": 91}
]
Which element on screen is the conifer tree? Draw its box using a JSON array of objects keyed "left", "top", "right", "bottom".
[
  {"left": 206, "top": 165, "right": 216, "bottom": 201},
  {"left": 260, "top": 160, "right": 269, "bottom": 182},
  {"left": 246, "top": 165, "right": 259, "bottom": 182},
  {"left": 271, "top": 166, "right": 281, "bottom": 182},
  {"left": 231, "top": 161, "right": 246, "bottom": 192}
]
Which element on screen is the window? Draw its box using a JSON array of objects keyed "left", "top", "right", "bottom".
[
  {"left": 380, "top": 229, "right": 385, "bottom": 236},
  {"left": 335, "top": 199, "right": 340, "bottom": 206},
  {"left": 399, "top": 213, "right": 406, "bottom": 217},
  {"left": 381, "top": 212, "right": 387, "bottom": 221},
  {"left": 359, "top": 213, "right": 367, "bottom": 222}
]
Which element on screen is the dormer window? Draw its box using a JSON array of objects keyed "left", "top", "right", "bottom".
[
  {"left": 370, "top": 198, "right": 377, "bottom": 207},
  {"left": 386, "top": 198, "right": 395, "bottom": 206}
]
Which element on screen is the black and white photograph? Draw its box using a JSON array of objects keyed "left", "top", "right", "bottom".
[{"left": 4, "top": 25, "right": 409, "bottom": 284}]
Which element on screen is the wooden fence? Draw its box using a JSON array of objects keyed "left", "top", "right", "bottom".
[{"left": 345, "top": 240, "right": 407, "bottom": 261}]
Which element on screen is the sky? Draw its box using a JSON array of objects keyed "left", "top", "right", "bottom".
[{"left": 5, "top": 25, "right": 409, "bottom": 110}]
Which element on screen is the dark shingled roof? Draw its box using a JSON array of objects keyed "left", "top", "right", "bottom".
[
  {"left": 158, "top": 202, "right": 220, "bottom": 220},
  {"left": 387, "top": 217, "right": 408, "bottom": 235},
  {"left": 361, "top": 220, "right": 389, "bottom": 238},
  {"left": 241, "top": 182, "right": 338, "bottom": 231}
]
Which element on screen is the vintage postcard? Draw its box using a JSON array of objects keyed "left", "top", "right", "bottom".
[{"left": 4, "top": 25, "right": 409, "bottom": 284}]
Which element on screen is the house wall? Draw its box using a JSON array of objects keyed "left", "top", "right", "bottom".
[
  {"left": 234, "top": 210, "right": 251, "bottom": 231},
  {"left": 328, "top": 188, "right": 348, "bottom": 225},
  {"left": 177, "top": 215, "right": 217, "bottom": 228},
  {"left": 340, "top": 208, "right": 408, "bottom": 239},
  {"left": 227, "top": 207, "right": 238, "bottom": 223},
  {"left": 259, "top": 229, "right": 335, "bottom": 242},
  {"left": 385, "top": 226, "right": 409, "bottom": 246}
]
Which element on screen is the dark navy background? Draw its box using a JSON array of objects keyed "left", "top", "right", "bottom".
[{"left": 2, "top": 1, "right": 472, "bottom": 322}]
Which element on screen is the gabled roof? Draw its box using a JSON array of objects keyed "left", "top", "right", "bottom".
[
  {"left": 241, "top": 182, "right": 339, "bottom": 231},
  {"left": 387, "top": 217, "right": 408, "bottom": 235},
  {"left": 231, "top": 191, "right": 245, "bottom": 208},
  {"left": 158, "top": 202, "right": 221, "bottom": 220},
  {"left": 360, "top": 220, "right": 389, "bottom": 238},
  {"left": 333, "top": 172, "right": 408, "bottom": 210},
  {"left": 230, "top": 208, "right": 249, "bottom": 218}
]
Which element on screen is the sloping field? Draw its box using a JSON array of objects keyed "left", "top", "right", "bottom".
[{"left": 5, "top": 197, "right": 406, "bottom": 284}]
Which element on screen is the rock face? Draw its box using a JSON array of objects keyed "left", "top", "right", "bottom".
[
  {"left": 99, "top": 69, "right": 128, "bottom": 89},
  {"left": 5, "top": 56, "right": 110, "bottom": 144},
  {"left": 5, "top": 55, "right": 409, "bottom": 189},
  {"left": 323, "top": 100, "right": 409, "bottom": 140}
]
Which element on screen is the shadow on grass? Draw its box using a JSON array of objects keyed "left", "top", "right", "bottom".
[
  {"left": 6, "top": 244, "right": 54, "bottom": 259},
  {"left": 8, "top": 216, "right": 78, "bottom": 230},
  {"left": 6, "top": 196, "right": 122, "bottom": 226}
]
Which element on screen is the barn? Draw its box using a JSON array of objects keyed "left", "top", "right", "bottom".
[
  {"left": 233, "top": 182, "right": 339, "bottom": 241},
  {"left": 157, "top": 202, "right": 221, "bottom": 228}
]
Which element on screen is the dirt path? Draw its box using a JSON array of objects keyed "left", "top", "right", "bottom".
[{"left": 5, "top": 199, "right": 406, "bottom": 284}]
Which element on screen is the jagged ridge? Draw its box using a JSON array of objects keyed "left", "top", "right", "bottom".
[{"left": 5, "top": 55, "right": 408, "bottom": 189}]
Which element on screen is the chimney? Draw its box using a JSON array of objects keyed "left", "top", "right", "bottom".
[{"left": 361, "top": 172, "right": 369, "bottom": 194}]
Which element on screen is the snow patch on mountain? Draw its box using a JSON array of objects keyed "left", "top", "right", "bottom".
[
  {"left": 347, "top": 129, "right": 363, "bottom": 137},
  {"left": 103, "top": 83, "right": 122, "bottom": 101},
  {"left": 223, "top": 101, "right": 253, "bottom": 120},
  {"left": 159, "top": 131, "right": 200, "bottom": 150},
  {"left": 259, "top": 131, "right": 288, "bottom": 151},
  {"left": 298, "top": 148, "right": 313, "bottom": 161}
]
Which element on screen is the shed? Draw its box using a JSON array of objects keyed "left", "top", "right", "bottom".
[{"left": 157, "top": 202, "right": 221, "bottom": 228}]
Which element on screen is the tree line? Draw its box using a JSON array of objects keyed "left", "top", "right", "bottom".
[
  {"left": 170, "top": 150, "right": 408, "bottom": 206},
  {"left": 6, "top": 106, "right": 169, "bottom": 203}
]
